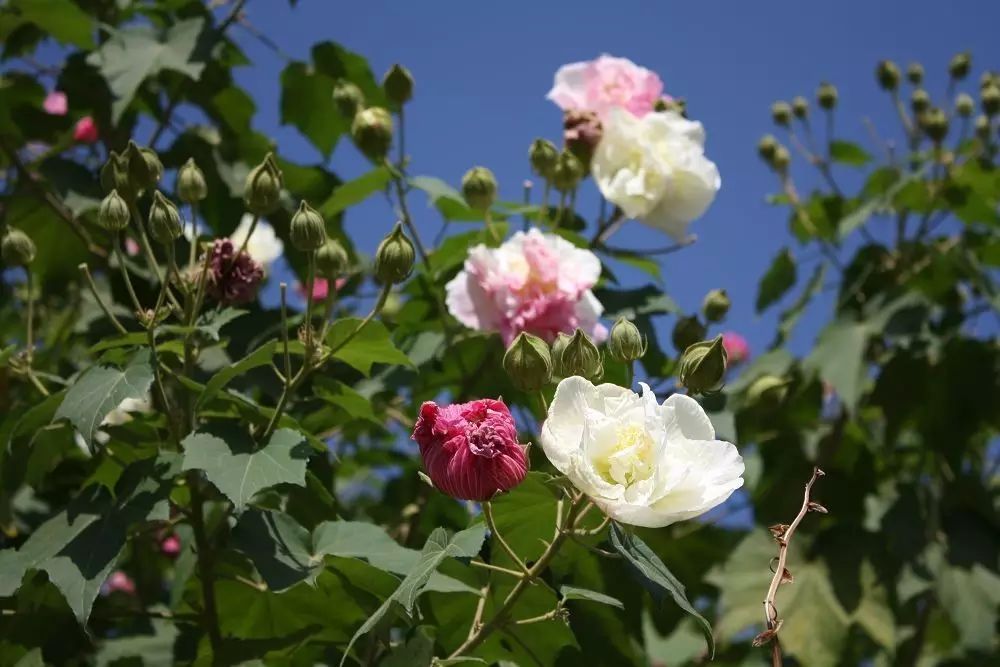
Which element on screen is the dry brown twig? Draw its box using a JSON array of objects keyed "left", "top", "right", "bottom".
[{"left": 753, "top": 466, "right": 827, "bottom": 666}]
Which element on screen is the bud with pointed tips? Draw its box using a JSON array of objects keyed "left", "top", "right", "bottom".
[
  {"left": 177, "top": 158, "right": 207, "bottom": 203},
  {"left": 678, "top": 336, "right": 727, "bottom": 394},
  {"left": 100, "top": 150, "right": 134, "bottom": 200},
  {"left": 702, "top": 289, "right": 731, "bottom": 322},
  {"left": 351, "top": 107, "right": 394, "bottom": 162},
  {"left": 746, "top": 374, "right": 790, "bottom": 408},
  {"left": 982, "top": 84, "right": 1000, "bottom": 116},
  {"left": 771, "top": 101, "right": 792, "bottom": 126},
  {"left": 817, "top": 82, "right": 838, "bottom": 110},
  {"left": 551, "top": 150, "right": 584, "bottom": 192},
  {"left": 332, "top": 80, "right": 365, "bottom": 119},
  {"left": 383, "top": 64, "right": 414, "bottom": 106},
  {"left": 560, "top": 328, "right": 603, "bottom": 381},
  {"left": 672, "top": 315, "right": 707, "bottom": 354},
  {"left": 791, "top": 96, "right": 808, "bottom": 119},
  {"left": 529, "top": 138, "right": 559, "bottom": 180},
  {"left": 949, "top": 52, "right": 971, "bottom": 80},
  {"left": 550, "top": 332, "right": 573, "bottom": 376},
  {"left": 98, "top": 190, "right": 131, "bottom": 231},
  {"left": 607, "top": 317, "right": 645, "bottom": 364},
  {"left": 876, "top": 60, "right": 900, "bottom": 90},
  {"left": 148, "top": 191, "right": 182, "bottom": 243},
  {"left": 316, "top": 238, "right": 349, "bottom": 278},
  {"left": 374, "top": 222, "right": 415, "bottom": 284},
  {"left": 124, "top": 140, "right": 162, "bottom": 192},
  {"left": 955, "top": 93, "right": 975, "bottom": 118},
  {"left": 504, "top": 332, "right": 553, "bottom": 392},
  {"left": 461, "top": 166, "right": 498, "bottom": 211},
  {"left": 1, "top": 229, "right": 36, "bottom": 267},
  {"left": 290, "top": 200, "right": 327, "bottom": 251},
  {"left": 910, "top": 88, "right": 930, "bottom": 115},
  {"left": 244, "top": 152, "right": 283, "bottom": 216}
]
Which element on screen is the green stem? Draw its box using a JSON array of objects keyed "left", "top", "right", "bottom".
[
  {"left": 187, "top": 472, "right": 223, "bottom": 659},
  {"left": 25, "top": 268, "right": 35, "bottom": 359},
  {"left": 483, "top": 501, "right": 531, "bottom": 576},
  {"left": 304, "top": 252, "right": 317, "bottom": 355},
  {"left": 79, "top": 263, "right": 128, "bottom": 334},
  {"left": 113, "top": 233, "right": 144, "bottom": 315},
  {"left": 625, "top": 361, "right": 634, "bottom": 389},
  {"left": 279, "top": 283, "right": 292, "bottom": 385},
  {"left": 147, "top": 326, "right": 175, "bottom": 439},
  {"left": 234, "top": 214, "right": 260, "bottom": 262},
  {"left": 188, "top": 202, "right": 199, "bottom": 270}
]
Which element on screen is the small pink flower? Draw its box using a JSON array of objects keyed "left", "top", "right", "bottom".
[
  {"left": 412, "top": 398, "right": 528, "bottom": 501},
  {"left": 125, "top": 238, "right": 141, "bottom": 257},
  {"left": 43, "top": 91, "right": 68, "bottom": 116},
  {"left": 446, "top": 229, "right": 606, "bottom": 345},
  {"left": 102, "top": 570, "right": 136, "bottom": 596},
  {"left": 205, "top": 238, "right": 264, "bottom": 305},
  {"left": 722, "top": 331, "right": 750, "bottom": 366},
  {"left": 161, "top": 534, "right": 181, "bottom": 558},
  {"left": 73, "top": 116, "right": 99, "bottom": 143},
  {"left": 547, "top": 54, "right": 664, "bottom": 121}
]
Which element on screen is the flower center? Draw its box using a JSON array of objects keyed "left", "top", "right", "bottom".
[
  {"left": 599, "top": 424, "right": 655, "bottom": 487},
  {"left": 467, "top": 422, "right": 504, "bottom": 459}
]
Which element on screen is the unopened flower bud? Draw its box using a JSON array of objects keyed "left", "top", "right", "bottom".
[
  {"left": 758, "top": 135, "right": 780, "bottom": 165},
  {"left": 1, "top": 229, "right": 36, "bottom": 267},
  {"left": 746, "top": 374, "right": 790, "bottom": 408},
  {"left": 461, "top": 166, "right": 497, "bottom": 211},
  {"left": 550, "top": 332, "right": 573, "bottom": 376},
  {"left": 876, "top": 60, "right": 900, "bottom": 90},
  {"left": 607, "top": 318, "right": 645, "bottom": 364},
  {"left": 980, "top": 71, "right": 997, "bottom": 91},
  {"left": 772, "top": 145, "right": 791, "bottom": 172},
  {"left": 678, "top": 335, "right": 727, "bottom": 395},
  {"left": 817, "top": 82, "right": 838, "bottom": 110},
  {"left": 792, "top": 96, "right": 809, "bottom": 119},
  {"left": 560, "top": 329, "right": 602, "bottom": 381},
  {"left": 906, "top": 62, "right": 924, "bottom": 85},
  {"left": 351, "top": 107, "right": 393, "bottom": 162},
  {"left": 702, "top": 289, "right": 731, "bottom": 322},
  {"left": 771, "top": 101, "right": 792, "bottom": 126},
  {"left": 920, "top": 108, "right": 949, "bottom": 143},
  {"left": 290, "top": 200, "right": 327, "bottom": 251},
  {"left": 529, "top": 138, "right": 559, "bottom": 180},
  {"left": 177, "top": 158, "right": 207, "bottom": 203},
  {"left": 956, "top": 93, "right": 975, "bottom": 117},
  {"left": 316, "top": 238, "right": 349, "bottom": 278},
  {"left": 244, "top": 152, "right": 283, "bottom": 216},
  {"left": 374, "top": 222, "right": 414, "bottom": 284},
  {"left": 332, "top": 80, "right": 365, "bottom": 119},
  {"left": 148, "top": 191, "right": 182, "bottom": 243},
  {"left": 383, "top": 64, "right": 414, "bottom": 106},
  {"left": 124, "top": 140, "right": 162, "bottom": 192},
  {"left": 504, "top": 332, "right": 553, "bottom": 392},
  {"left": 100, "top": 150, "right": 133, "bottom": 199},
  {"left": 910, "top": 88, "right": 930, "bottom": 115},
  {"left": 551, "top": 150, "right": 584, "bottom": 192},
  {"left": 975, "top": 115, "right": 991, "bottom": 140},
  {"left": 981, "top": 84, "right": 1000, "bottom": 116},
  {"left": 98, "top": 190, "right": 131, "bottom": 231},
  {"left": 672, "top": 315, "right": 707, "bottom": 353},
  {"left": 949, "top": 52, "right": 971, "bottom": 80}
]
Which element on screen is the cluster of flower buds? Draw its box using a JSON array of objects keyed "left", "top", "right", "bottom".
[
  {"left": 678, "top": 334, "right": 727, "bottom": 395},
  {"left": 757, "top": 134, "right": 790, "bottom": 173},
  {"left": 503, "top": 332, "right": 553, "bottom": 392},
  {"left": 100, "top": 140, "right": 162, "bottom": 201},
  {"left": 1, "top": 228, "right": 36, "bottom": 267},
  {"left": 373, "top": 222, "right": 415, "bottom": 284}
]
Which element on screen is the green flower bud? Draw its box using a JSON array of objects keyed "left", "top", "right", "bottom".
[
  {"left": 383, "top": 64, "right": 414, "bottom": 106},
  {"left": 177, "top": 158, "right": 207, "bottom": 203},
  {"left": 503, "top": 332, "right": 553, "bottom": 392},
  {"left": 702, "top": 289, "right": 731, "bottom": 323},
  {"left": 374, "top": 222, "right": 415, "bottom": 284},
  {"left": 351, "top": 107, "right": 393, "bottom": 162},
  {"left": 461, "top": 166, "right": 498, "bottom": 211},
  {"left": 981, "top": 84, "right": 1000, "bottom": 116},
  {"left": 910, "top": 88, "right": 931, "bottom": 115},
  {"left": 656, "top": 97, "right": 687, "bottom": 116},
  {"left": 949, "top": 52, "right": 971, "bottom": 80},
  {"left": 529, "top": 138, "right": 559, "bottom": 180},
  {"left": 817, "top": 82, "right": 838, "bottom": 110},
  {"left": 771, "top": 101, "right": 792, "bottom": 126},
  {"left": 906, "top": 62, "right": 924, "bottom": 85},
  {"left": 551, "top": 150, "right": 584, "bottom": 192},
  {"left": 956, "top": 93, "right": 975, "bottom": 117},
  {"left": 792, "top": 96, "right": 809, "bottom": 119},
  {"left": 244, "top": 152, "right": 284, "bottom": 216},
  {"left": 1, "top": 229, "right": 36, "bottom": 267},
  {"left": 290, "top": 200, "right": 327, "bottom": 251},
  {"left": 607, "top": 317, "right": 645, "bottom": 364},
  {"left": 757, "top": 134, "right": 779, "bottom": 163},
  {"left": 746, "top": 374, "right": 789, "bottom": 408},
  {"left": 124, "top": 140, "right": 162, "bottom": 193},
  {"left": 550, "top": 332, "right": 573, "bottom": 376},
  {"left": 980, "top": 71, "right": 997, "bottom": 91},
  {"left": 975, "top": 114, "right": 991, "bottom": 140},
  {"left": 772, "top": 145, "right": 791, "bottom": 171},
  {"left": 672, "top": 314, "right": 707, "bottom": 353},
  {"left": 678, "top": 335, "right": 727, "bottom": 395},
  {"left": 100, "top": 150, "right": 134, "bottom": 200},
  {"left": 920, "top": 107, "right": 949, "bottom": 143},
  {"left": 876, "top": 60, "right": 900, "bottom": 90},
  {"left": 148, "top": 191, "right": 182, "bottom": 243},
  {"left": 332, "top": 80, "right": 365, "bottom": 119},
  {"left": 98, "top": 189, "right": 131, "bottom": 231},
  {"left": 316, "top": 238, "right": 349, "bottom": 278},
  {"left": 560, "top": 328, "right": 603, "bottom": 381}
]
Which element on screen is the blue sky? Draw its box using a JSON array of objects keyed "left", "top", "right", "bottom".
[{"left": 229, "top": 0, "right": 999, "bottom": 358}]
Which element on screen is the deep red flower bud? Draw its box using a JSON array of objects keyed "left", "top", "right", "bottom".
[{"left": 412, "top": 398, "right": 528, "bottom": 501}]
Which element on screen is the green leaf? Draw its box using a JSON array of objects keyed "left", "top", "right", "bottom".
[
  {"left": 54, "top": 349, "right": 153, "bottom": 450},
  {"left": 609, "top": 522, "right": 714, "bottom": 657},
  {"left": 828, "top": 140, "right": 872, "bottom": 167},
  {"left": 409, "top": 176, "right": 482, "bottom": 221},
  {"left": 936, "top": 563, "right": 1000, "bottom": 652},
  {"left": 339, "top": 525, "right": 487, "bottom": 666},
  {"left": 803, "top": 318, "right": 869, "bottom": 411},
  {"left": 313, "top": 377, "right": 380, "bottom": 424},
  {"left": 181, "top": 426, "right": 310, "bottom": 510},
  {"left": 593, "top": 285, "right": 679, "bottom": 318},
  {"left": 86, "top": 18, "right": 207, "bottom": 122},
  {"left": 279, "top": 62, "right": 341, "bottom": 157},
  {"left": 8, "top": 0, "right": 94, "bottom": 48},
  {"left": 773, "top": 262, "right": 827, "bottom": 346},
  {"left": 0, "top": 344, "right": 16, "bottom": 368},
  {"left": 191, "top": 308, "right": 248, "bottom": 341},
  {"left": 756, "top": 247, "right": 797, "bottom": 312},
  {"left": 319, "top": 166, "right": 392, "bottom": 218},
  {"left": 378, "top": 626, "right": 436, "bottom": 667},
  {"left": 325, "top": 318, "right": 413, "bottom": 376},
  {"left": 197, "top": 341, "right": 277, "bottom": 408},
  {"left": 560, "top": 585, "right": 624, "bottom": 609},
  {"left": 839, "top": 165, "right": 929, "bottom": 239},
  {"left": 94, "top": 616, "right": 179, "bottom": 667}
]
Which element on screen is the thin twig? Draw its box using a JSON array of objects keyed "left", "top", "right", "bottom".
[{"left": 483, "top": 501, "right": 531, "bottom": 576}]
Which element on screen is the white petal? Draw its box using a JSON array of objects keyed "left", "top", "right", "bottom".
[
  {"left": 541, "top": 376, "right": 598, "bottom": 473},
  {"left": 662, "top": 393, "right": 715, "bottom": 441},
  {"left": 546, "top": 61, "right": 589, "bottom": 110}
]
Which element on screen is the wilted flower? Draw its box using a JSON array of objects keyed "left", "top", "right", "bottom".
[
  {"left": 445, "top": 228, "right": 606, "bottom": 345},
  {"left": 73, "top": 116, "right": 99, "bottom": 143},
  {"left": 540, "top": 378, "right": 744, "bottom": 527},
  {"left": 592, "top": 108, "right": 720, "bottom": 240},
  {"left": 205, "top": 238, "right": 264, "bottom": 305},
  {"left": 230, "top": 214, "right": 284, "bottom": 266},
  {"left": 547, "top": 54, "right": 664, "bottom": 121},
  {"left": 43, "top": 91, "right": 67, "bottom": 116},
  {"left": 412, "top": 398, "right": 528, "bottom": 501},
  {"left": 722, "top": 331, "right": 750, "bottom": 366},
  {"left": 563, "top": 109, "right": 603, "bottom": 164}
]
